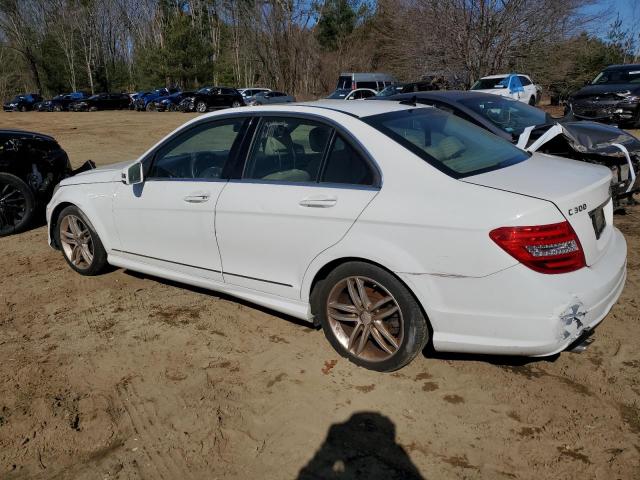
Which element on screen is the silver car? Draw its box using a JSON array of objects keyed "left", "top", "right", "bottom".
[{"left": 247, "top": 91, "right": 295, "bottom": 106}]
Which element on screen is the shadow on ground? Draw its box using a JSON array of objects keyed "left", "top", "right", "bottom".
[{"left": 297, "top": 412, "right": 425, "bottom": 480}]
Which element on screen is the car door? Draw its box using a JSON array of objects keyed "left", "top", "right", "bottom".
[
  {"left": 215, "top": 115, "right": 380, "bottom": 298},
  {"left": 112, "top": 116, "right": 251, "bottom": 281}
]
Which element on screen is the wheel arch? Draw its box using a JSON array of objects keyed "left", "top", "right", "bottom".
[
  {"left": 306, "top": 256, "right": 433, "bottom": 335},
  {"left": 48, "top": 201, "right": 76, "bottom": 249}
]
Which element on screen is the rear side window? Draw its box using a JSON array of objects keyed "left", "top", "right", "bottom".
[
  {"left": 244, "top": 118, "right": 332, "bottom": 183},
  {"left": 365, "top": 109, "right": 528, "bottom": 178},
  {"left": 321, "top": 135, "right": 374, "bottom": 186}
]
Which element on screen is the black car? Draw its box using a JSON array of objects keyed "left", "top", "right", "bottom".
[
  {"left": 180, "top": 87, "right": 244, "bottom": 112},
  {"left": 39, "top": 92, "right": 91, "bottom": 112},
  {"left": 3, "top": 93, "right": 43, "bottom": 112},
  {"left": 375, "top": 91, "right": 640, "bottom": 205},
  {"left": 0, "top": 130, "right": 94, "bottom": 236},
  {"left": 69, "top": 93, "right": 131, "bottom": 111},
  {"left": 567, "top": 64, "right": 640, "bottom": 127}
]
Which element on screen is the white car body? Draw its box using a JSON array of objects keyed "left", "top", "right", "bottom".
[
  {"left": 47, "top": 101, "right": 626, "bottom": 357},
  {"left": 471, "top": 74, "right": 540, "bottom": 105}
]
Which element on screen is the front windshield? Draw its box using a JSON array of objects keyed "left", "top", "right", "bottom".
[
  {"left": 365, "top": 108, "right": 529, "bottom": 178},
  {"left": 591, "top": 69, "right": 640, "bottom": 85},
  {"left": 471, "top": 77, "right": 506, "bottom": 90},
  {"left": 327, "top": 89, "right": 350, "bottom": 99},
  {"left": 458, "top": 96, "right": 551, "bottom": 136},
  {"left": 377, "top": 85, "right": 404, "bottom": 97},
  {"left": 197, "top": 87, "right": 212, "bottom": 94}
]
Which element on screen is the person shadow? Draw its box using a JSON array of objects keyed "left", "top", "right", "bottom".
[{"left": 297, "top": 412, "right": 425, "bottom": 480}]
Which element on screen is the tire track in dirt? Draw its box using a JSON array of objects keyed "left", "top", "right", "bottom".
[{"left": 117, "top": 380, "right": 193, "bottom": 480}]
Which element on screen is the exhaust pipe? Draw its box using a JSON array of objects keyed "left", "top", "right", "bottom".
[{"left": 569, "top": 335, "right": 594, "bottom": 353}]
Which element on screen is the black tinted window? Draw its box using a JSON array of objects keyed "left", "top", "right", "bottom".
[
  {"left": 357, "top": 81, "right": 377, "bottom": 89},
  {"left": 149, "top": 118, "right": 247, "bottom": 180},
  {"left": 244, "top": 118, "right": 332, "bottom": 183},
  {"left": 321, "top": 135, "right": 374, "bottom": 186}
]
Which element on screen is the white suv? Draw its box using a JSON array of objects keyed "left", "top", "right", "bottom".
[{"left": 471, "top": 74, "right": 541, "bottom": 105}]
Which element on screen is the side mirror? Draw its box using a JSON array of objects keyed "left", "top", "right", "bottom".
[{"left": 122, "top": 162, "right": 144, "bottom": 185}]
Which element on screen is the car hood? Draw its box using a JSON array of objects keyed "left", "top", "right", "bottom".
[
  {"left": 61, "top": 159, "right": 133, "bottom": 185},
  {"left": 559, "top": 121, "right": 640, "bottom": 155},
  {"left": 571, "top": 84, "right": 640, "bottom": 100},
  {"left": 463, "top": 152, "right": 612, "bottom": 266}
]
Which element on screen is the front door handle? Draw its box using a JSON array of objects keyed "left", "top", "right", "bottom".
[
  {"left": 299, "top": 195, "right": 337, "bottom": 208},
  {"left": 184, "top": 192, "right": 210, "bottom": 203}
]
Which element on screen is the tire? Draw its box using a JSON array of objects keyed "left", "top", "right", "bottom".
[
  {"left": 89, "top": 106, "right": 98, "bottom": 112},
  {"left": 312, "top": 261, "right": 429, "bottom": 372},
  {"left": 54, "top": 104, "right": 63, "bottom": 112},
  {"left": 196, "top": 101, "right": 208, "bottom": 113},
  {"left": 168, "top": 104, "right": 177, "bottom": 112},
  {"left": 528, "top": 96, "right": 536, "bottom": 106},
  {"left": 55, "top": 205, "right": 107, "bottom": 276},
  {"left": 0, "top": 173, "right": 36, "bottom": 237},
  {"left": 146, "top": 103, "right": 155, "bottom": 112},
  {"left": 231, "top": 100, "right": 241, "bottom": 108},
  {"left": 19, "top": 105, "right": 27, "bottom": 112}
]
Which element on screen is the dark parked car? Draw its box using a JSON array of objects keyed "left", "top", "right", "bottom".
[
  {"left": 567, "top": 64, "right": 640, "bottom": 127},
  {"left": 0, "top": 130, "right": 94, "bottom": 236},
  {"left": 37, "top": 92, "right": 90, "bottom": 112},
  {"left": 3, "top": 94, "right": 43, "bottom": 112},
  {"left": 180, "top": 87, "right": 244, "bottom": 112},
  {"left": 69, "top": 93, "right": 131, "bottom": 111},
  {"left": 133, "top": 87, "right": 181, "bottom": 111},
  {"left": 246, "top": 90, "right": 295, "bottom": 105},
  {"left": 375, "top": 91, "right": 640, "bottom": 206},
  {"left": 150, "top": 91, "right": 195, "bottom": 111}
]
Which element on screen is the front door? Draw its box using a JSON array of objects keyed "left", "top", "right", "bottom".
[
  {"left": 112, "top": 116, "right": 250, "bottom": 281},
  {"left": 215, "top": 115, "right": 380, "bottom": 298}
]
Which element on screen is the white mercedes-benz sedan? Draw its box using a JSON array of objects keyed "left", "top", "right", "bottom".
[{"left": 46, "top": 100, "right": 627, "bottom": 371}]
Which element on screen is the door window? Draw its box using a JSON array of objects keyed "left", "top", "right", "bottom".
[
  {"left": 321, "top": 135, "right": 375, "bottom": 186},
  {"left": 149, "top": 118, "right": 247, "bottom": 180},
  {"left": 244, "top": 117, "right": 332, "bottom": 183},
  {"left": 518, "top": 76, "right": 532, "bottom": 86}
]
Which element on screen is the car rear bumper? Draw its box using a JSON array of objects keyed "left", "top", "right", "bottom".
[{"left": 399, "top": 227, "right": 627, "bottom": 356}]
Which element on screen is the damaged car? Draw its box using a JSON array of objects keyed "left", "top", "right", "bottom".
[
  {"left": 375, "top": 91, "right": 640, "bottom": 207},
  {"left": 0, "top": 130, "right": 94, "bottom": 236},
  {"left": 566, "top": 64, "right": 640, "bottom": 127}
]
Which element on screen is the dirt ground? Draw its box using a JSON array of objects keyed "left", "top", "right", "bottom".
[{"left": 0, "top": 111, "right": 639, "bottom": 480}]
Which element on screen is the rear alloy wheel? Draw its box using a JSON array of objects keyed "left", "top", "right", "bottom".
[
  {"left": 231, "top": 100, "right": 241, "bottom": 108},
  {"left": 313, "top": 261, "right": 429, "bottom": 371},
  {"left": 57, "top": 206, "right": 107, "bottom": 275},
  {"left": 0, "top": 173, "right": 36, "bottom": 237},
  {"left": 146, "top": 102, "right": 156, "bottom": 112},
  {"left": 196, "top": 101, "right": 208, "bottom": 113}
]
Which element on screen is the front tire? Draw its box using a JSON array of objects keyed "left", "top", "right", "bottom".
[
  {"left": 312, "top": 261, "right": 429, "bottom": 372},
  {"left": 0, "top": 173, "right": 36, "bottom": 237},
  {"left": 56, "top": 206, "right": 107, "bottom": 275}
]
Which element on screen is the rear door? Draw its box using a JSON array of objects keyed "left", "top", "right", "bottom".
[{"left": 215, "top": 114, "right": 380, "bottom": 298}]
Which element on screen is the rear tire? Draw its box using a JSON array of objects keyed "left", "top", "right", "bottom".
[
  {"left": 196, "top": 101, "right": 208, "bottom": 113},
  {"left": 56, "top": 205, "right": 107, "bottom": 276},
  {"left": 312, "top": 261, "right": 429, "bottom": 372},
  {"left": 231, "top": 100, "right": 241, "bottom": 108},
  {"left": 528, "top": 96, "right": 536, "bottom": 106},
  {"left": 0, "top": 173, "right": 36, "bottom": 237}
]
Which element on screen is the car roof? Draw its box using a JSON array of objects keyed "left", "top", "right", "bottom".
[
  {"left": 300, "top": 99, "right": 425, "bottom": 117},
  {"left": 0, "top": 129, "right": 55, "bottom": 141},
  {"left": 481, "top": 73, "right": 529, "bottom": 79},
  {"left": 604, "top": 64, "right": 640, "bottom": 71}
]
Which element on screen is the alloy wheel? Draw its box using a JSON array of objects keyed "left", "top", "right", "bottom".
[
  {"left": 196, "top": 102, "right": 207, "bottom": 113},
  {"left": 326, "top": 276, "right": 404, "bottom": 362},
  {"left": 59, "top": 214, "right": 95, "bottom": 269},
  {"left": 0, "top": 181, "right": 27, "bottom": 235}
]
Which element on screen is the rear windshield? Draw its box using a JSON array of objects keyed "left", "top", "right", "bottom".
[
  {"left": 336, "top": 76, "right": 353, "bottom": 90},
  {"left": 364, "top": 108, "right": 529, "bottom": 178},
  {"left": 471, "top": 77, "right": 506, "bottom": 90}
]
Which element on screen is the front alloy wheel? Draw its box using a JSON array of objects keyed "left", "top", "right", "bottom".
[
  {"left": 57, "top": 206, "right": 107, "bottom": 275},
  {"left": 314, "top": 261, "right": 429, "bottom": 371}
]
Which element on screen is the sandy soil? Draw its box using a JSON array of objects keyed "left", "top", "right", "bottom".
[{"left": 0, "top": 111, "right": 639, "bottom": 480}]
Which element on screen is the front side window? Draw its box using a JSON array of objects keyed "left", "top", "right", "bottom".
[
  {"left": 149, "top": 118, "right": 247, "bottom": 180},
  {"left": 471, "top": 77, "right": 506, "bottom": 90},
  {"left": 244, "top": 117, "right": 332, "bottom": 182},
  {"left": 365, "top": 108, "right": 529, "bottom": 178}
]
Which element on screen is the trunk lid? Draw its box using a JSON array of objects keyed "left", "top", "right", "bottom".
[{"left": 464, "top": 153, "right": 613, "bottom": 267}]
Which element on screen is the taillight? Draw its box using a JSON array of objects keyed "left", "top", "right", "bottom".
[{"left": 489, "top": 221, "right": 585, "bottom": 274}]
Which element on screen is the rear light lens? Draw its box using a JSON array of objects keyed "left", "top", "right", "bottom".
[{"left": 489, "top": 221, "right": 585, "bottom": 274}]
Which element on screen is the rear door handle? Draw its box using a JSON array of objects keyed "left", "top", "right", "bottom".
[
  {"left": 184, "top": 192, "right": 210, "bottom": 203},
  {"left": 299, "top": 195, "right": 337, "bottom": 208}
]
